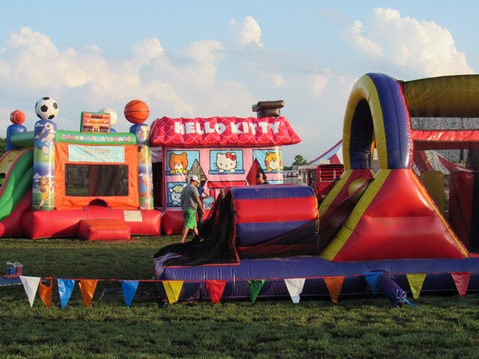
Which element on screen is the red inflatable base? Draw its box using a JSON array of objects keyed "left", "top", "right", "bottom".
[
  {"left": 161, "top": 209, "right": 211, "bottom": 234},
  {"left": 161, "top": 211, "right": 184, "bottom": 235},
  {"left": 20, "top": 205, "right": 161, "bottom": 239},
  {"left": 78, "top": 219, "right": 131, "bottom": 241}
]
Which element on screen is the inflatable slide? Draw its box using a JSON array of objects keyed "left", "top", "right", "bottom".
[{"left": 0, "top": 149, "right": 34, "bottom": 236}]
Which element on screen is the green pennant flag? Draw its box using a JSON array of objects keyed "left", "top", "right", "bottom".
[{"left": 248, "top": 280, "right": 265, "bottom": 303}]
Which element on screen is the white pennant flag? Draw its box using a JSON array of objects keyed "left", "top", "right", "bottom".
[
  {"left": 20, "top": 276, "right": 41, "bottom": 307},
  {"left": 284, "top": 278, "right": 305, "bottom": 304}
]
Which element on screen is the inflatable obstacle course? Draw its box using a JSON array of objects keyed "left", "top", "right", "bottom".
[{"left": 154, "top": 73, "right": 479, "bottom": 303}]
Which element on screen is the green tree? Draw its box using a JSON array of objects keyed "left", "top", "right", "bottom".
[
  {"left": 284, "top": 154, "right": 308, "bottom": 170},
  {"left": 0, "top": 138, "right": 6, "bottom": 157},
  {"left": 292, "top": 154, "right": 308, "bottom": 166}
]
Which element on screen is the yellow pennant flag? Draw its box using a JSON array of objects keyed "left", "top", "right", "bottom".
[
  {"left": 163, "top": 280, "right": 184, "bottom": 304},
  {"left": 39, "top": 277, "right": 53, "bottom": 308},
  {"left": 78, "top": 279, "right": 98, "bottom": 308},
  {"left": 324, "top": 276, "right": 345, "bottom": 304},
  {"left": 406, "top": 273, "right": 427, "bottom": 299}
]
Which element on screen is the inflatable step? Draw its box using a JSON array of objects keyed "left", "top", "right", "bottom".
[{"left": 78, "top": 219, "right": 131, "bottom": 241}]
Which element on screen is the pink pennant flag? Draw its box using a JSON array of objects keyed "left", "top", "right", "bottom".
[{"left": 451, "top": 272, "right": 471, "bottom": 297}]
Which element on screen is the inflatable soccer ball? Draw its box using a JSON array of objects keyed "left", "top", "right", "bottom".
[{"left": 35, "top": 97, "right": 59, "bottom": 120}]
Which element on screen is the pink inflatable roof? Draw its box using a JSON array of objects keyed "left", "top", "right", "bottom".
[{"left": 149, "top": 116, "right": 301, "bottom": 147}]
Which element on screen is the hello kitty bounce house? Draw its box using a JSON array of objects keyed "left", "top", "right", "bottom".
[{"left": 149, "top": 100, "right": 301, "bottom": 234}]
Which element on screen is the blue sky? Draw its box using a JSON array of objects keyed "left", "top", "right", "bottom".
[{"left": 1, "top": 1, "right": 477, "bottom": 164}]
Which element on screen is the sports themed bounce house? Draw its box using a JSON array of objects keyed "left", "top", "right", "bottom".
[
  {"left": 0, "top": 98, "right": 161, "bottom": 240},
  {"left": 153, "top": 73, "right": 479, "bottom": 304}
]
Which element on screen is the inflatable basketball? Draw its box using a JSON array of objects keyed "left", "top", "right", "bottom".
[{"left": 124, "top": 100, "right": 150, "bottom": 124}]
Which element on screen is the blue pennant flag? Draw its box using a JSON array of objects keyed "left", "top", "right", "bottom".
[
  {"left": 57, "top": 279, "right": 75, "bottom": 309},
  {"left": 120, "top": 280, "right": 139, "bottom": 307},
  {"left": 363, "top": 271, "right": 384, "bottom": 296}
]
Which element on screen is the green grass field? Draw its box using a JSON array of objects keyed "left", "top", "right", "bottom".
[{"left": 1, "top": 236, "right": 479, "bottom": 358}]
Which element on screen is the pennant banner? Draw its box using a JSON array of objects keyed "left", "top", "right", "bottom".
[
  {"left": 248, "top": 280, "right": 265, "bottom": 304},
  {"left": 15, "top": 268, "right": 479, "bottom": 308},
  {"left": 79, "top": 279, "right": 98, "bottom": 308},
  {"left": 20, "top": 276, "right": 41, "bottom": 307},
  {"left": 205, "top": 280, "right": 226, "bottom": 304},
  {"left": 58, "top": 279, "right": 75, "bottom": 309},
  {"left": 120, "top": 281, "right": 139, "bottom": 307},
  {"left": 39, "top": 277, "right": 53, "bottom": 308},
  {"left": 284, "top": 278, "right": 305, "bottom": 304},
  {"left": 163, "top": 280, "right": 184, "bottom": 304},
  {"left": 406, "top": 273, "right": 427, "bottom": 299}
]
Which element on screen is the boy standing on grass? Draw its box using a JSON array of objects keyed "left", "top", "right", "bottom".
[{"left": 179, "top": 175, "right": 204, "bottom": 243}]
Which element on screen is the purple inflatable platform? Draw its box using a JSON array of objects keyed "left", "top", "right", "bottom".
[{"left": 153, "top": 255, "right": 479, "bottom": 302}]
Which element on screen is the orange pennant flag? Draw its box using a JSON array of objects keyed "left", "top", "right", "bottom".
[
  {"left": 205, "top": 280, "right": 226, "bottom": 304},
  {"left": 324, "top": 276, "right": 345, "bottom": 304},
  {"left": 451, "top": 272, "right": 471, "bottom": 297},
  {"left": 78, "top": 279, "right": 98, "bottom": 307},
  {"left": 39, "top": 277, "right": 53, "bottom": 308}
]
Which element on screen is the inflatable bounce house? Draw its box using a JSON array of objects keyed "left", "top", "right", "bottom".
[
  {"left": 154, "top": 73, "right": 479, "bottom": 304},
  {"left": 0, "top": 98, "right": 161, "bottom": 240},
  {"left": 148, "top": 100, "right": 301, "bottom": 234}
]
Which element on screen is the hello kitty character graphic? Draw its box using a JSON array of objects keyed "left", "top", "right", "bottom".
[{"left": 216, "top": 152, "right": 237, "bottom": 173}]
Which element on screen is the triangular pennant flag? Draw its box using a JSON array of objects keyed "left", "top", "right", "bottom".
[
  {"left": 451, "top": 272, "right": 471, "bottom": 297},
  {"left": 284, "top": 278, "right": 305, "bottom": 304},
  {"left": 120, "top": 280, "right": 139, "bottom": 307},
  {"left": 163, "top": 280, "right": 184, "bottom": 304},
  {"left": 20, "top": 276, "right": 41, "bottom": 307},
  {"left": 58, "top": 279, "right": 75, "bottom": 309},
  {"left": 406, "top": 273, "right": 427, "bottom": 299},
  {"left": 248, "top": 280, "right": 265, "bottom": 303},
  {"left": 205, "top": 280, "right": 226, "bottom": 304},
  {"left": 78, "top": 279, "right": 98, "bottom": 308},
  {"left": 363, "top": 271, "right": 383, "bottom": 296},
  {"left": 324, "top": 276, "right": 345, "bottom": 304},
  {"left": 39, "top": 277, "right": 53, "bottom": 308}
]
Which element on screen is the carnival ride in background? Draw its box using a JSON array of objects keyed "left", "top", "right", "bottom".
[{"left": 153, "top": 73, "right": 479, "bottom": 304}]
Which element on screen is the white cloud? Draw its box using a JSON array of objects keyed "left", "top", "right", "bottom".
[
  {"left": 241, "top": 16, "right": 263, "bottom": 48},
  {"left": 0, "top": 8, "right": 474, "bottom": 167},
  {"left": 230, "top": 16, "right": 264, "bottom": 48},
  {"left": 0, "top": 26, "right": 256, "bottom": 133},
  {"left": 349, "top": 20, "right": 384, "bottom": 58},
  {"left": 347, "top": 7, "right": 473, "bottom": 76},
  {"left": 132, "top": 38, "right": 164, "bottom": 65}
]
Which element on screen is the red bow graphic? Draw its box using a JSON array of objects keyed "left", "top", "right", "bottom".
[{"left": 225, "top": 152, "right": 237, "bottom": 161}]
